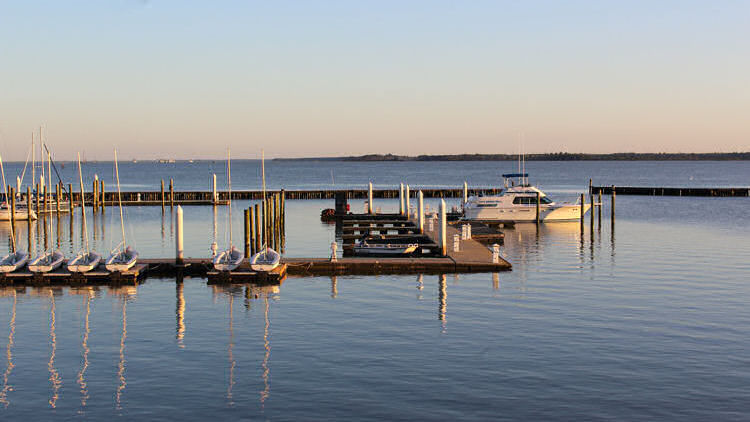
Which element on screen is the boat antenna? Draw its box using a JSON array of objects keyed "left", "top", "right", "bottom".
[
  {"left": 77, "top": 153, "right": 89, "bottom": 254},
  {"left": 0, "top": 152, "right": 16, "bottom": 253},
  {"left": 114, "top": 149, "right": 126, "bottom": 252}
]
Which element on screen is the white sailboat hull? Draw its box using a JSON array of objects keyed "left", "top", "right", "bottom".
[
  {"left": 250, "top": 248, "right": 280, "bottom": 272},
  {"left": 214, "top": 248, "right": 244, "bottom": 272},
  {"left": 67, "top": 251, "right": 102, "bottom": 273},
  {"left": 0, "top": 207, "right": 37, "bottom": 221},
  {"left": 0, "top": 251, "right": 29, "bottom": 273},
  {"left": 106, "top": 249, "right": 138, "bottom": 272},
  {"left": 28, "top": 251, "right": 65, "bottom": 273},
  {"left": 353, "top": 243, "right": 418, "bottom": 256}
]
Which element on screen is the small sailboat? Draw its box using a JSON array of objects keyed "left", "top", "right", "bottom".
[
  {"left": 68, "top": 153, "right": 101, "bottom": 273},
  {"left": 28, "top": 144, "right": 65, "bottom": 273},
  {"left": 250, "top": 247, "right": 281, "bottom": 272},
  {"left": 249, "top": 150, "right": 280, "bottom": 272},
  {"left": 0, "top": 152, "right": 29, "bottom": 273},
  {"left": 106, "top": 150, "right": 138, "bottom": 272},
  {"left": 213, "top": 149, "right": 244, "bottom": 271}
]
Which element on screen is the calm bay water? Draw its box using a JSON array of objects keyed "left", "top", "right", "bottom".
[{"left": 1, "top": 160, "right": 749, "bottom": 420}]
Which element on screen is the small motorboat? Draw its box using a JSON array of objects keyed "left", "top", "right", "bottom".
[
  {"left": 67, "top": 251, "right": 102, "bottom": 273},
  {"left": 28, "top": 250, "right": 65, "bottom": 273},
  {"left": 214, "top": 246, "right": 244, "bottom": 272},
  {"left": 0, "top": 250, "right": 29, "bottom": 273},
  {"left": 250, "top": 247, "right": 280, "bottom": 272},
  {"left": 106, "top": 246, "right": 138, "bottom": 272}
]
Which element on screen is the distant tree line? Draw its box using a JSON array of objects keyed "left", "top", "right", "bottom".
[{"left": 275, "top": 152, "right": 750, "bottom": 161}]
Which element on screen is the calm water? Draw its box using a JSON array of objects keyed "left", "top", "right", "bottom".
[{"left": 1, "top": 161, "right": 750, "bottom": 420}]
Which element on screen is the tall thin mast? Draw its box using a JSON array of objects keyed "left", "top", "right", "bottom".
[
  {"left": 227, "top": 148, "right": 232, "bottom": 246},
  {"left": 114, "top": 150, "right": 126, "bottom": 249},
  {"left": 31, "top": 132, "right": 35, "bottom": 196},
  {"left": 0, "top": 153, "right": 16, "bottom": 253},
  {"left": 261, "top": 150, "right": 266, "bottom": 200},
  {"left": 77, "top": 153, "right": 89, "bottom": 253}
]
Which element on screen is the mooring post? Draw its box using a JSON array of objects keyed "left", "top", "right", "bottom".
[
  {"left": 27, "top": 187, "right": 32, "bottom": 221},
  {"left": 463, "top": 181, "right": 468, "bottom": 206},
  {"left": 536, "top": 191, "right": 541, "bottom": 224},
  {"left": 175, "top": 205, "right": 184, "bottom": 265},
  {"left": 249, "top": 207, "right": 256, "bottom": 255},
  {"left": 453, "top": 233, "right": 460, "bottom": 252},
  {"left": 405, "top": 185, "right": 411, "bottom": 218},
  {"left": 100, "top": 181, "right": 105, "bottom": 213},
  {"left": 244, "top": 208, "right": 250, "bottom": 257},
  {"left": 10, "top": 187, "right": 16, "bottom": 231},
  {"left": 254, "top": 203, "right": 261, "bottom": 252},
  {"left": 368, "top": 182, "right": 373, "bottom": 214},
  {"left": 440, "top": 199, "right": 447, "bottom": 256},
  {"left": 169, "top": 178, "right": 174, "bottom": 208},
  {"left": 68, "top": 183, "right": 74, "bottom": 211},
  {"left": 589, "top": 178, "right": 592, "bottom": 194},
  {"left": 161, "top": 179, "right": 165, "bottom": 212},
  {"left": 399, "top": 183, "right": 405, "bottom": 215},
  {"left": 56, "top": 183, "right": 61, "bottom": 215},
  {"left": 611, "top": 185, "right": 616, "bottom": 222},
  {"left": 212, "top": 173, "right": 217, "bottom": 204},
  {"left": 580, "top": 193, "right": 585, "bottom": 230},
  {"left": 93, "top": 175, "right": 99, "bottom": 212},
  {"left": 598, "top": 190, "right": 602, "bottom": 227},
  {"left": 492, "top": 244, "right": 500, "bottom": 264},
  {"left": 418, "top": 190, "right": 424, "bottom": 233},
  {"left": 35, "top": 182, "right": 40, "bottom": 214}
]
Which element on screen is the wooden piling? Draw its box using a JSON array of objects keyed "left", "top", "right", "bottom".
[
  {"left": 418, "top": 190, "right": 424, "bottom": 233},
  {"left": 249, "top": 207, "right": 256, "bottom": 255},
  {"left": 368, "top": 182, "right": 373, "bottom": 214},
  {"left": 93, "top": 179, "right": 98, "bottom": 212},
  {"left": 27, "top": 187, "right": 32, "bottom": 221},
  {"left": 580, "top": 193, "right": 585, "bottom": 229},
  {"left": 56, "top": 183, "right": 61, "bottom": 215},
  {"left": 175, "top": 205, "right": 184, "bottom": 264},
  {"left": 68, "top": 184, "right": 74, "bottom": 212},
  {"left": 254, "top": 203, "right": 261, "bottom": 252},
  {"left": 161, "top": 179, "right": 165, "bottom": 212},
  {"left": 169, "top": 178, "right": 174, "bottom": 208},
  {"left": 9, "top": 187, "right": 16, "bottom": 231},
  {"left": 598, "top": 190, "right": 602, "bottom": 227},
  {"left": 35, "top": 183, "right": 40, "bottom": 214},
  {"left": 440, "top": 199, "right": 447, "bottom": 256},
  {"left": 611, "top": 185, "right": 616, "bottom": 221},
  {"left": 536, "top": 191, "right": 541, "bottom": 224},
  {"left": 244, "top": 208, "right": 250, "bottom": 257}
]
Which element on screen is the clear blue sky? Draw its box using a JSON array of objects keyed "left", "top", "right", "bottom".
[{"left": 1, "top": 0, "right": 748, "bottom": 160}]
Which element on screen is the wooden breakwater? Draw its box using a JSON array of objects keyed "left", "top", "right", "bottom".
[{"left": 591, "top": 185, "right": 750, "bottom": 197}]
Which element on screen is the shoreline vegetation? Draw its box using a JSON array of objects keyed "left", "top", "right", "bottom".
[{"left": 275, "top": 152, "right": 750, "bottom": 162}]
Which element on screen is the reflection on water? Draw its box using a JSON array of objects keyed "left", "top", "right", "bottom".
[
  {"left": 330, "top": 276, "right": 337, "bottom": 298},
  {"left": 48, "top": 290, "right": 61, "bottom": 408},
  {"left": 176, "top": 283, "right": 185, "bottom": 348},
  {"left": 0, "top": 289, "right": 15, "bottom": 408},
  {"left": 260, "top": 296, "right": 271, "bottom": 406},
  {"left": 77, "top": 290, "right": 93, "bottom": 410},
  {"left": 226, "top": 294, "right": 235, "bottom": 406},
  {"left": 438, "top": 274, "right": 447, "bottom": 332},
  {"left": 112, "top": 286, "right": 135, "bottom": 411}
]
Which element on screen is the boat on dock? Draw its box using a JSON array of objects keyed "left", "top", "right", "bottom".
[
  {"left": 250, "top": 247, "right": 281, "bottom": 272},
  {"left": 28, "top": 250, "right": 65, "bottom": 273},
  {"left": 106, "top": 150, "right": 138, "bottom": 272},
  {"left": 463, "top": 173, "right": 590, "bottom": 223},
  {"left": 68, "top": 153, "right": 101, "bottom": 273},
  {"left": 213, "top": 149, "right": 244, "bottom": 271},
  {"left": 0, "top": 251, "right": 29, "bottom": 273}
]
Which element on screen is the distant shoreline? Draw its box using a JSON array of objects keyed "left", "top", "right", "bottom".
[{"left": 274, "top": 152, "right": 750, "bottom": 161}]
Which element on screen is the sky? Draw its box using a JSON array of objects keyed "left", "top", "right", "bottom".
[{"left": 0, "top": 0, "right": 748, "bottom": 160}]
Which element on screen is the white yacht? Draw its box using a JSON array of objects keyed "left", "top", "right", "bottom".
[{"left": 463, "top": 173, "right": 590, "bottom": 223}]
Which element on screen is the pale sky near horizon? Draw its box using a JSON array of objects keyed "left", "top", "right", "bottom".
[{"left": 1, "top": 0, "right": 748, "bottom": 160}]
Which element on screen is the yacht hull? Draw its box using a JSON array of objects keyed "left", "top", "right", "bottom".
[{"left": 464, "top": 203, "right": 591, "bottom": 223}]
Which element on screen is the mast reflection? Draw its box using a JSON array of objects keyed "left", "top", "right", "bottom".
[
  {"left": 227, "top": 294, "right": 235, "bottom": 406},
  {"left": 438, "top": 274, "right": 447, "bottom": 332},
  {"left": 48, "top": 290, "right": 61, "bottom": 408},
  {"left": 260, "top": 295, "right": 271, "bottom": 406},
  {"left": 77, "top": 289, "right": 93, "bottom": 410},
  {"left": 0, "top": 289, "right": 16, "bottom": 408},
  {"left": 110, "top": 286, "right": 136, "bottom": 410}
]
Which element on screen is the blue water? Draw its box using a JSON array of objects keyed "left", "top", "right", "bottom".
[{"left": 1, "top": 160, "right": 750, "bottom": 420}]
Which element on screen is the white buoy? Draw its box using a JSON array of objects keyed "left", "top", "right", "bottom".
[
  {"left": 176, "top": 205, "right": 184, "bottom": 264},
  {"left": 440, "top": 199, "right": 447, "bottom": 256},
  {"left": 418, "top": 191, "right": 424, "bottom": 233},
  {"left": 399, "top": 183, "right": 405, "bottom": 215},
  {"left": 368, "top": 182, "right": 373, "bottom": 214}
]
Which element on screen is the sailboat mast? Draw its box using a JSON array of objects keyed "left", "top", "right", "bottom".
[
  {"left": 261, "top": 150, "right": 266, "bottom": 200},
  {"left": 77, "top": 153, "right": 89, "bottom": 253},
  {"left": 227, "top": 148, "right": 232, "bottom": 246},
  {"left": 31, "top": 132, "right": 35, "bottom": 197},
  {"left": 114, "top": 150, "right": 126, "bottom": 248},
  {"left": 0, "top": 153, "right": 16, "bottom": 253}
]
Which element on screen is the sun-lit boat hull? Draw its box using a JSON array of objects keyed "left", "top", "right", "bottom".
[
  {"left": 0, "top": 251, "right": 29, "bottom": 273},
  {"left": 0, "top": 207, "right": 37, "bottom": 221},
  {"left": 28, "top": 251, "right": 65, "bottom": 273},
  {"left": 464, "top": 203, "right": 591, "bottom": 223},
  {"left": 353, "top": 244, "right": 418, "bottom": 256},
  {"left": 67, "top": 251, "right": 102, "bottom": 273},
  {"left": 250, "top": 248, "right": 280, "bottom": 272},
  {"left": 105, "top": 250, "right": 138, "bottom": 272},
  {"left": 214, "top": 248, "right": 244, "bottom": 272}
]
